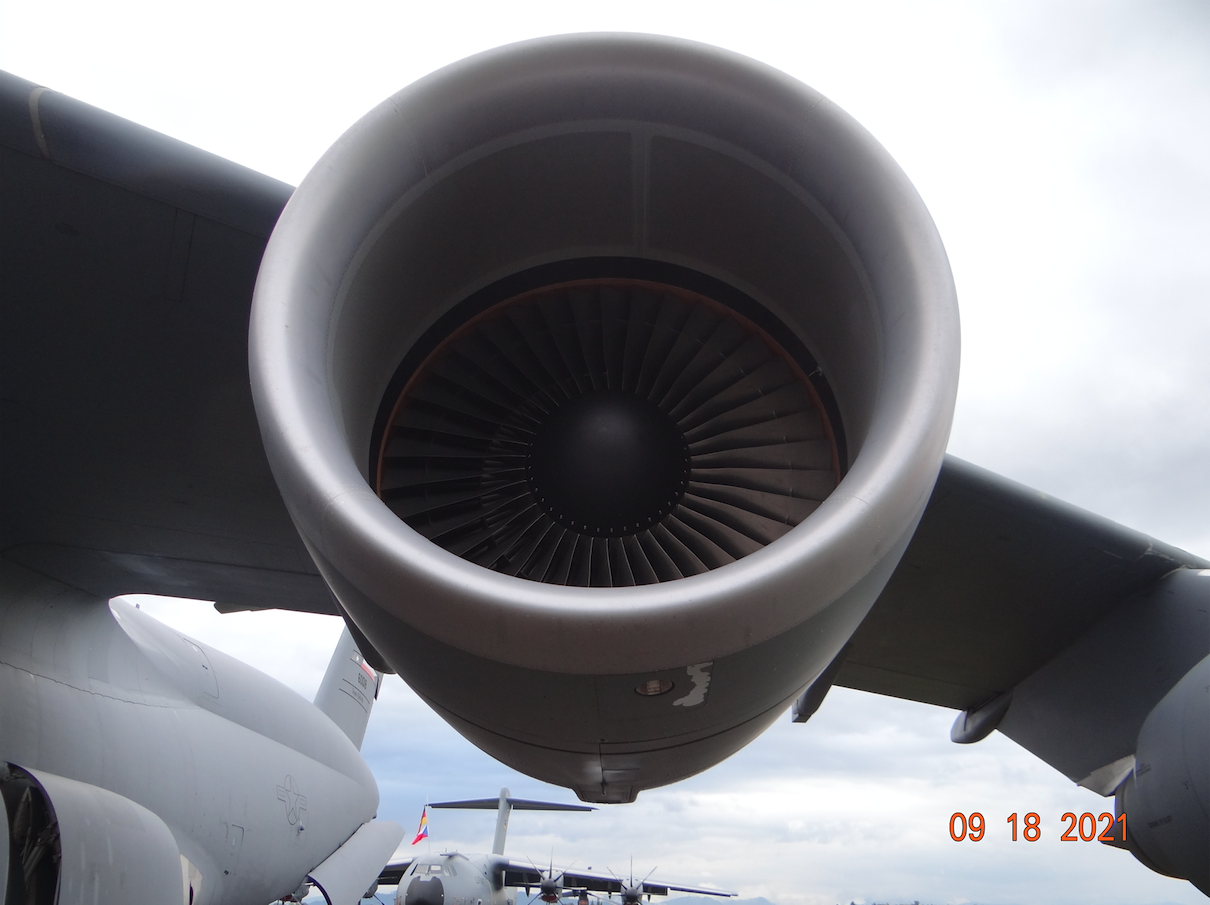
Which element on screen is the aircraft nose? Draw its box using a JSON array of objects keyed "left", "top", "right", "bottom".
[{"left": 405, "top": 877, "right": 445, "bottom": 905}]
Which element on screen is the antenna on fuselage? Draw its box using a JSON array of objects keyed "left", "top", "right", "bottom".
[{"left": 428, "top": 788, "right": 595, "bottom": 856}]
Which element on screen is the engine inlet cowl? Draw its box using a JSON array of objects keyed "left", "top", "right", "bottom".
[{"left": 250, "top": 34, "right": 959, "bottom": 799}]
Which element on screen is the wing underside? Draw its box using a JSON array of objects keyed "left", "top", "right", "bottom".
[
  {"left": 0, "top": 70, "right": 332, "bottom": 614},
  {"left": 836, "top": 456, "right": 1206, "bottom": 713}
]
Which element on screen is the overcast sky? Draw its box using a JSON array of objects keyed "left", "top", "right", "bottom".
[{"left": 5, "top": 3, "right": 1208, "bottom": 904}]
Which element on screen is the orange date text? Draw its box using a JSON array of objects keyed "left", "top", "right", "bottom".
[{"left": 947, "top": 812, "right": 1125, "bottom": 842}]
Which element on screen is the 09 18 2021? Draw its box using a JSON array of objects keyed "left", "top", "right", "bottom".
[{"left": 949, "top": 811, "right": 1127, "bottom": 842}]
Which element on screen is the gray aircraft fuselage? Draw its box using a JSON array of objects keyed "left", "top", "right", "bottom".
[
  {"left": 0, "top": 561, "right": 379, "bottom": 905},
  {"left": 396, "top": 853, "right": 517, "bottom": 905}
]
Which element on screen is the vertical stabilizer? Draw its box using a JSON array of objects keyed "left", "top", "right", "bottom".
[
  {"left": 492, "top": 787, "right": 512, "bottom": 856},
  {"left": 313, "top": 626, "right": 381, "bottom": 749}
]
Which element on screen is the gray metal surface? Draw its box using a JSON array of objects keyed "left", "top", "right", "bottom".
[
  {"left": 1118, "top": 654, "right": 1210, "bottom": 894},
  {"left": 995, "top": 568, "right": 1210, "bottom": 783},
  {"left": 0, "top": 69, "right": 330, "bottom": 615},
  {"left": 17, "top": 767, "right": 185, "bottom": 905},
  {"left": 837, "top": 455, "right": 1208, "bottom": 710}
]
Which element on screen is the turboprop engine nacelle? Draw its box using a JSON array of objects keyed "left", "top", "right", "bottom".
[{"left": 250, "top": 35, "right": 960, "bottom": 803}]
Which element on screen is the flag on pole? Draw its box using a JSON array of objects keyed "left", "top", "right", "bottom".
[{"left": 411, "top": 806, "right": 429, "bottom": 845}]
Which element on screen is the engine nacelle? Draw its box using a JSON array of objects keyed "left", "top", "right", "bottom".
[
  {"left": 250, "top": 35, "right": 959, "bottom": 802},
  {"left": 1117, "top": 655, "right": 1210, "bottom": 894},
  {"left": 1, "top": 764, "right": 191, "bottom": 905}
]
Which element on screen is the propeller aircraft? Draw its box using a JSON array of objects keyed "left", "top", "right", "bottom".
[{"left": 374, "top": 790, "right": 732, "bottom": 905}]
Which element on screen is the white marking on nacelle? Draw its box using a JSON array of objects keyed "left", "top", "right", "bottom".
[{"left": 672, "top": 663, "right": 713, "bottom": 707}]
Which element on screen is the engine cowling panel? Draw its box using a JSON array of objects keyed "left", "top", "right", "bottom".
[
  {"left": 1117, "top": 655, "right": 1210, "bottom": 894},
  {"left": 250, "top": 35, "right": 959, "bottom": 801},
  {"left": 1, "top": 765, "right": 189, "bottom": 905}
]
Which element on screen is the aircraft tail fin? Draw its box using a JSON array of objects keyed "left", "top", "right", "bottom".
[
  {"left": 493, "top": 788, "right": 512, "bottom": 856},
  {"left": 313, "top": 626, "right": 382, "bottom": 749},
  {"left": 429, "top": 787, "right": 594, "bottom": 855}
]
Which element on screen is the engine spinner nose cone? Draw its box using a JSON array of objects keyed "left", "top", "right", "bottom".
[{"left": 527, "top": 392, "right": 689, "bottom": 537}]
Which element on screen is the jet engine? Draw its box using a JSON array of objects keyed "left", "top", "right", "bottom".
[
  {"left": 1116, "top": 655, "right": 1210, "bottom": 894},
  {"left": 250, "top": 34, "right": 960, "bottom": 802},
  {"left": 1, "top": 764, "right": 190, "bottom": 905}
]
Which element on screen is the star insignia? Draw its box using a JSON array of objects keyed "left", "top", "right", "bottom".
[{"left": 276, "top": 775, "right": 308, "bottom": 826}]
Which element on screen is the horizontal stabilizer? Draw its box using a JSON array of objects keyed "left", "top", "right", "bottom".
[
  {"left": 431, "top": 787, "right": 594, "bottom": 856},
  {"left": 430, "top": 798, "right": 595, "bottom": 811}
]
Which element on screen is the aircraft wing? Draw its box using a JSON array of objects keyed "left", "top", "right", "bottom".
[
  {"left": 0, "top": 70, "right": 334, "bottom": 615},
  {"left": 502, "top": 864, "right": 735, "bottom": 898},
  {"left": 835, "top": 454, "right": 1208, "bottom": 711},
  {"left": 5, "top": 67, "right": 1205, "bottom": 695},
  {"left": 5, "top": 68, "right": 1205, "bottom": 700}
]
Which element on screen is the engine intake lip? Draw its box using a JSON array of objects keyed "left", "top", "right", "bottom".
[{"left": 249, "top": 33, "right": 960, "bottom": 674}]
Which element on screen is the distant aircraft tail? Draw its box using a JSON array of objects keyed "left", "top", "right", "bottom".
[
  {"left": 430, "top": 787, "right": 594, "bottom": 855},
  {"left": 313, "top": 626, "right": 381, "bottom": 748}
]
